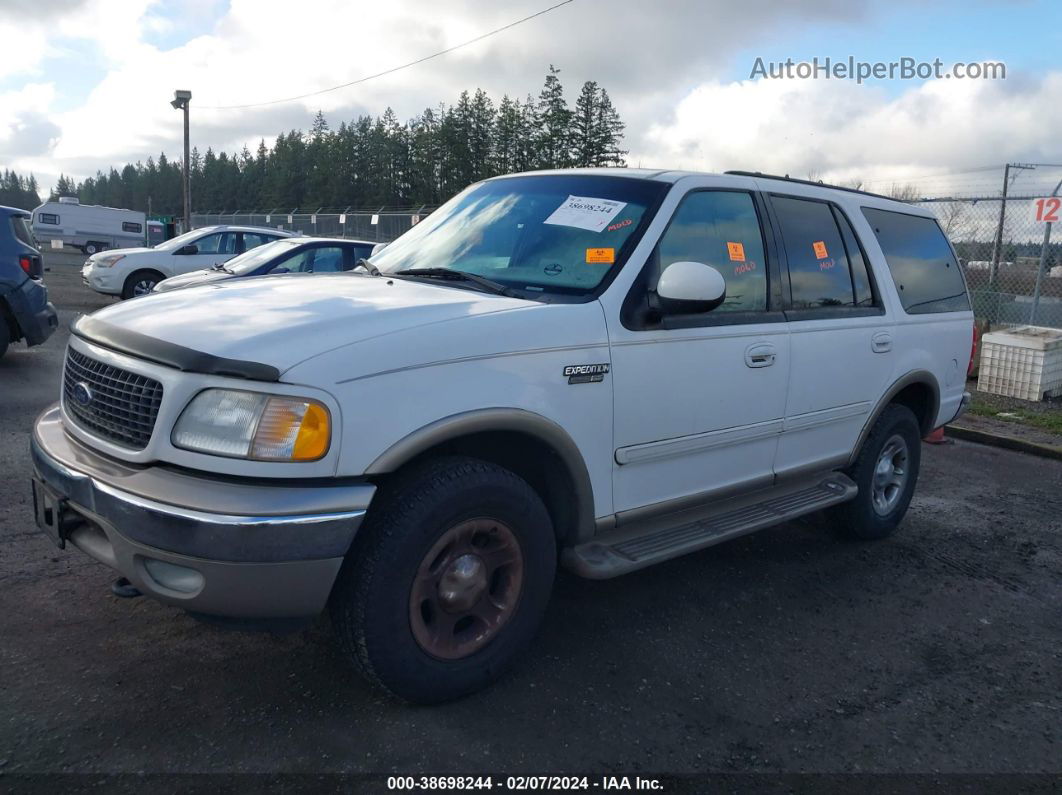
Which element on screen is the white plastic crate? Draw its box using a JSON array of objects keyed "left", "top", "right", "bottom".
[{"left": 977, "top": 326, "right": 1062, "bottom": 401}]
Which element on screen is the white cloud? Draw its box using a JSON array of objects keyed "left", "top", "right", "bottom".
[
  {"left": 1, "top": 0, "right": 1051, "bottom": 201},
  {"left": 639, "top": 71, "right": 1062, "bottom": 193}
]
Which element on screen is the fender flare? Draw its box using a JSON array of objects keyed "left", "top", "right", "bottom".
[
  {"left": 365, "top": 408, "right": 596, "bottom": 542},
  {"left": 848, "top": 369, "right": 940, "bottom": 466}
]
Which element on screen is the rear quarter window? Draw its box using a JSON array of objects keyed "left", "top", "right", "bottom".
[{"left": 862, "top": 207, "right": 970, "bottom": 314}]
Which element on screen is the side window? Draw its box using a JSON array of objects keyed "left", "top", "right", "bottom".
[
  {"left": 771, "top": 196, "right": 856, "bottom": 308},
  {"left": 193, "top": 232, "right": 235, "bottom": 255},
  {"left": 310, "top": 247, "right": 345, "bottom": 272},
  {"left": 832, "top": 207, "right": 875, "bottom": 306},
  {"left": 653, "top": 191, "right": 768, "bottom": 312},
  {"left": 862, "top": 207, "right": 971, "bottom": 314},
  {"left": 242, "top": 232, "right": 274, "bottom": 251},
  {"left": 272, "top": 249, "right": 313, "bottom": 273},
  {"left": 122, "top": 221, "right": 142, "bottom": 234},
  {"left": 39, "top": 213, "right": 59, "bottom": 225}
]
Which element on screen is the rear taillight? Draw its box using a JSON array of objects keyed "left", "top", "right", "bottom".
[
  {"left": 967, "top": 323, "right": 977, "bottom": 377},
  {"left": 19, "top": 255, "right": 32, "bottom": 274}
]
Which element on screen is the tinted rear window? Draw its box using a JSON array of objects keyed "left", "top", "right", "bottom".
[
  {"left": 11, "top": 215, "right": 36, "bottom": 248},
  {"left": 862, "top": 208, "right": 970, "bottom": 314}
]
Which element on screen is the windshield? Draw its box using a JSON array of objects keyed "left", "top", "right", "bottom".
[
  {"left": 224, "top": 238, "right": 304, "bottom": 274},
  {"left": 154, "top": 228, "right": 210, "bottom": 251},
  {"left": 371, "top": 175, "right": 667, "bottom": 297}
]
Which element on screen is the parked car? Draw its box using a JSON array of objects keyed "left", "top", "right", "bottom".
[
  {"left": 0, "top": 205, "right": 57, "bottom": 359},
  {"left": 81, "top": 225, "right": 298, "bottom": 299},
  {"left": 153, "top": 237, "right": 377, "bottom": 293},
  {"left": 31, "top": 169, "right": 973, "bottom": 703},
  {"left": 32, "top": 197, "right": 146, "bottom": 255}
]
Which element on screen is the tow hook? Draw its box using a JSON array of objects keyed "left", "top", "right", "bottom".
[{"left": 110, "top": 577, "right": 142, "bottom": 599}]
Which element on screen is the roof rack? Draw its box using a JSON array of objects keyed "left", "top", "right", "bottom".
[{"left": 723, "top": 171, "right": 899, "bottom": 202}]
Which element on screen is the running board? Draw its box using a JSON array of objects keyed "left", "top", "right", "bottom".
[{"left": 563, "top": 473, "right": 857, "bottom": 579}]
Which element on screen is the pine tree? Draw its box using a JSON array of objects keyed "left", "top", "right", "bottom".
[
  {"left": 596, "top": 88, "right": 627, "bottom": 166},
  {"left": 572, "top": 80, "right": 602, "bottom": 167},
  {"left": 536, "top": 65, "right": 572, "bottom": 169}
]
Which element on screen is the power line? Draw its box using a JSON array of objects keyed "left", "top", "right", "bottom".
[
  {"left": 198, "top": 0, "right": 577, "bottom": 110},
  {"left": 862, "top": 165, "right": 1001, "bottom": 185}
]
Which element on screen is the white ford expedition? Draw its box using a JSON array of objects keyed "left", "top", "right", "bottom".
[{"left": 31, "top": 169, "right": 973, "bottom": 702}]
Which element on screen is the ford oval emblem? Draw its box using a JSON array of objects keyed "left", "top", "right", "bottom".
[{"left": 73, "top": 382, "right": 93, "bottom": 406}]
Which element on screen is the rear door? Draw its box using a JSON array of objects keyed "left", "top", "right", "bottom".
[{"left": 764, "top": 190, "right": 893, "bottom": 477}]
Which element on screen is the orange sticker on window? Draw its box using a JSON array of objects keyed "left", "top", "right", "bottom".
[
  {"left": 727, "top": 241, "right": 746, "bottom": 262},
  {"left": 813, "top": 240, "right": 829, "bottom": 259},
  {"left": 586, "top": 247, "right": 615, "bottom": 264}
]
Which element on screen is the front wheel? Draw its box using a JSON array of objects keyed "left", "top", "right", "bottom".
[
  {"left": 329, "top": 456, "right": 556, "bottom": 703},
  {"left": 121, "top": 270, "right": 163, "bottom": 299},
  {"left": 828, "top": 403, "right": 922, "bottom": 540}
]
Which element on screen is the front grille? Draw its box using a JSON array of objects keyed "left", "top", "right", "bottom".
[{"left": 63, "top": 348, "right": 164, "bottom": 450}]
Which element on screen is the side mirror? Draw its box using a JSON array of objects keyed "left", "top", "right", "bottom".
[
  {"left": 177, "top": 244, "right": 198, "bottom": 255},
  {"left": 656, "top": 261, "right": 726, "bottom": 314},
  {"left": 370, "top": 242, "right": 388, "bottom": 257}
]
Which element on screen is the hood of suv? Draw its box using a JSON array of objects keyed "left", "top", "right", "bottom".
[{"left": 86, "top": 272, "right": 529, "bottom": 375}]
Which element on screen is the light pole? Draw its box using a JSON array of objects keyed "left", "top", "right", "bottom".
[{"left": 170, "top": 90, "right": 192, "bottom": 233}]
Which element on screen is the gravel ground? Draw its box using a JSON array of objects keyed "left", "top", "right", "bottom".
[{"left": 1, "top": 255, "right": 1060, "bottom": 778}]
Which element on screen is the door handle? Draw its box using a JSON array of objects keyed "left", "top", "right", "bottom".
[
  {"left": 745, "top": 343, "right": 777, "bottom": 368},
  {"left": 872, "top": 332, "right": 893, "bottom": 354}
]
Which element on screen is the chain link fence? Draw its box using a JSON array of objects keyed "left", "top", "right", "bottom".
[
  {"left": 910, "top": 196, "right": 1061, "bottom": 329},
  {"left": 190, "top": 209, "right": 436, "bottom": 245}
]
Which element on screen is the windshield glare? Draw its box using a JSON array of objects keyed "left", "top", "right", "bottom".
[
  {"left": 155, "top": 228, "right": 209, "bottom": 251},
  {"left": 225, "top": 239, "right": 303, "bottom": 274},
  {"left": 371, "top": 175, "right": 666, "bottom": 297}
]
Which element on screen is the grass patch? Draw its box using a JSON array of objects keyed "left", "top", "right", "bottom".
[{"left": 967, "top": 391, "right": 1062, "bottom": 435}]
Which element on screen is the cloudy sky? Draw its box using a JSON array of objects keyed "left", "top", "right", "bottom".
[{"left": 2, "top": 0, "right": 1061, "bottom": 200}]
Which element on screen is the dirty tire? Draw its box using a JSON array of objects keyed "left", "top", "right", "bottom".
[
  {"left": 829, "top": 403, "right": 922, "bottom": 540},
  {"left": 329, "top": 455, "right": 556, "bottom": 704},
  {"left": 121, "top": 270, "right": 163, "bottom": 299}
]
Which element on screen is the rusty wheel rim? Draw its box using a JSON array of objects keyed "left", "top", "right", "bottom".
[{"left": 409, "top": 518, "right": 524, "bottom": 660}]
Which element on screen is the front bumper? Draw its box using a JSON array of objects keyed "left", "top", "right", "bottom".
[
  {"left": 81, "top": 263, "right": 120, "bottom": 295},
  {"left": 31, "top": 404, "right": 375, "bottom": 619}
]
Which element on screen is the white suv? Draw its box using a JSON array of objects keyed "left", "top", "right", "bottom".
[
  {"left": 32, "top": 169, "right": 973, "bottom": 702},
  {"left": 81, "top": 225, "right": 297, "bottom": 298}
]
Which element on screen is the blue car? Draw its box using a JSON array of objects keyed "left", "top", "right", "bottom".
[
  {"left": 153, "top": 237, "right": 377, "bottom": 293},
  {"left": 0, "top": 205, "right": 57, "bottom": 359}
]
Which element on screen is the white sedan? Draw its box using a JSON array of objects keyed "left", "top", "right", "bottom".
[{"left": 81, "top": 225, "right": 298, "bottom": 299}]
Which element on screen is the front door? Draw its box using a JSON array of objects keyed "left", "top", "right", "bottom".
[
  {"left": 608, "top": 189, "right": 791, "bottom": 515},
  {"left": 174, "top": 231, "right": 237, "bottom": 274}
]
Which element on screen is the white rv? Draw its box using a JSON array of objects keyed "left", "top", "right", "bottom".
[{"left": 31, "top": 197, "right": 147, "bottom": 254}]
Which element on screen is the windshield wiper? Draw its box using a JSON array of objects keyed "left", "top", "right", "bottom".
[
  {"left": 393, "top": 267, "right": 516, "bottom": 297},
  {"left": 354, "top": 258, "right": 381, "bottom": 276}
]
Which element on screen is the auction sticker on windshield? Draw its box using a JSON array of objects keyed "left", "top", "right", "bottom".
[{"left": 544, "top": 195, "right": 628, "bottom": 232}]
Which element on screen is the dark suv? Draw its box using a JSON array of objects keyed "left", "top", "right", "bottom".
[{"left": 0, "top": 205, "right": 57, "bottom": 359}]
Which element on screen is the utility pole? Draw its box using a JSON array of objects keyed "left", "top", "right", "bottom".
[
  {"left": 989, "top": 162, "right": 1035, "bottom": 286},
  {"left": 170, "top": 90, "right": 192, "bottom": 233}
]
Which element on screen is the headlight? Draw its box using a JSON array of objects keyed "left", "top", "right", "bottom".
[
  {"left": 93, "top": 254, "right": 125, "bottom": 268},
  {"left": 172, "top": 389, "right": 331, "bottom": 461}
]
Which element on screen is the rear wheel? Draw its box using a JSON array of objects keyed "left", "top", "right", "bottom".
[
  {"left": 329, "top": 456, "right": 556, "bottom": 703},
  {"left": 828, "top": 403, "right": 922, "bottom": 540},
  {"left": 121, "top": 270, "right": 163, "bottom": 299},
  {"left": 84, "top": 241, "right": 104, "bottom": 255}
]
